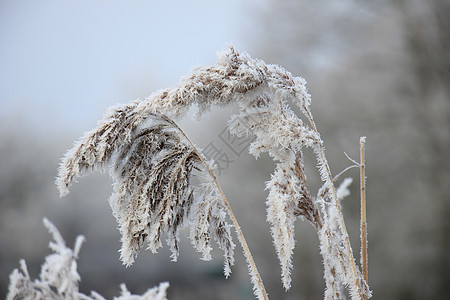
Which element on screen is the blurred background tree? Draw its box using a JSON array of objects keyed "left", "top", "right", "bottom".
[{"left": 1, "top": 0, "right": 448, "bottom": 299}]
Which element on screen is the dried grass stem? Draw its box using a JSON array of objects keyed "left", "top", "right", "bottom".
[{"left": 360, "top": 137, "right": 368, "bottom": 284}]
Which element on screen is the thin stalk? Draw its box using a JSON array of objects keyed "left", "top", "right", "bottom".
[
  {"left": 303, "top": 108, "right": 364, "bottom": 298},
  {"left": 167, "top": 116, "right": 269, "bottom": 300},
  {"left": 360, "top": 137, "right": 368, "bottom": 283}
]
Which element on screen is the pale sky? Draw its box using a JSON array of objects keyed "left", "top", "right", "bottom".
[{"left": 0, "top": 0, "right": 258, "bottom": 134}]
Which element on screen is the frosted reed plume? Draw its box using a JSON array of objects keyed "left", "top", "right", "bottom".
[
  {"left": 57, "top": 46, "right": 371, "bottom": 299},
  {"left": 7, "top": 219, "right": 169, "bottom": 300},
  {"left": 57, "top": 111, "right": 235, "bottom": 276}
]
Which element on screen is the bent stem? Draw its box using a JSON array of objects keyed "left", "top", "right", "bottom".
[{"left": 167, "top": 116, "right": 269, "bottom": 300}]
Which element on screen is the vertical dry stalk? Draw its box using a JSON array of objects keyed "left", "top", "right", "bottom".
[{"left": 360, "top": 137, "right": 368, "bottom": 283}]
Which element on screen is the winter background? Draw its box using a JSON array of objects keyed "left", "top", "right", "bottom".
[{"left": 1, "top": 0, "right": 449, "bottom": 299}]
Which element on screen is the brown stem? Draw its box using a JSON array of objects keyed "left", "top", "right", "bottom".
[{"left": 360, "top": 137, "right": 368, "bottom": 283}]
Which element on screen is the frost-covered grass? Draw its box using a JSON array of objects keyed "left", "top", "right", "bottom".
[
  {"left": 7, "top": 218, "right": 169, "bottom": 300},
  {"left": 8, "top": 47, "right": 371, "bottom": 300}
]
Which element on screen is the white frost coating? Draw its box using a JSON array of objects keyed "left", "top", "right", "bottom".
[
  {"left": 336, "top": 178, "right": 353, "bottom": 200},
  {"left": 115, "top": 283, "right": 169, "bottom": 300}
]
